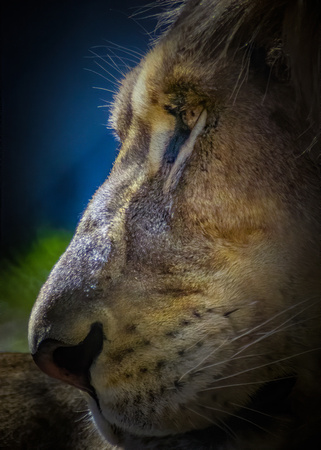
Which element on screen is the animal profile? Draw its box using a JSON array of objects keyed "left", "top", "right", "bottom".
[{"left": 26, "top": 0, "right": 321, "bottom": 448}]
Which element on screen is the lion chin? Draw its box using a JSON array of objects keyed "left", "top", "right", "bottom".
[{"left": 28, "top": 0, "right": 321, "bottom": 449}]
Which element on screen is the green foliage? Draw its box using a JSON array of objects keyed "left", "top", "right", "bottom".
[{"left": 0, "top": 229, "right": 72, "bottom": 351}]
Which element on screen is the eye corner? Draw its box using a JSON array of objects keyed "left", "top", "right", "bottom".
[{"left": 164, "top": 104, "right": 178, "bottom": 116}]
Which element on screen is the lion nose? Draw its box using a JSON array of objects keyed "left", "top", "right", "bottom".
[{"left": 32, "top": 322, "right": 104, "bottom": 397}]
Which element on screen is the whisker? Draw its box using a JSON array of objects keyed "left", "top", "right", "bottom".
[
  {"left": 230, "top": 402, "right": 284, "bottom": 420},
  {"left": 84, "top": 68, "right": 118, "bottom": 88},
  {"left": 231, "top": 296, "right": 320, "bottom": 345},
  {"left": 200, "top": 375, "right": 296, "bottom": 392},
  {"left": 184, "top": 405, "right": 217, "bottom": 426},
  {"left": 105, "top": 52, "right": 133, "bottom": 77},
  {"left": 128, "top": 13, "right": 155, "bottom": 40},
  {"left": 230, "top": 305, "right": 320, "bottom": 361},
  {"left": 93, "top": 60, "right": 120, "bottom": 84},
  {"left": 192, "top": 352, "right": 272, "bottom": 378},
  {"left": 178, "top": 338, "right": 230, "bottom": 382},
  {"left": 103, "top": 40, "right": 145, "bottom": 58},
  {"left": 201, "top": 346, "right": 321, "bottom": 388},
  {"left": 92, "top": 49, "right": 130, "bottom": 75},
  {"left": 198, "top": 404, "right": 274, "bottom": 436},
  {"left": 129, "top": 5, "right": 154, "bottom": 17},
  {"left": 188, "top": 296, "right": 320, "bottom": 377},
  {"left": 87, "top": 50, "right": 122, "bottom": 84},
  {"left": 91, "top": 86, "right": 118, "bottom": 95},
  {"left": 216, "top": 416, "right": 237, "bottom": 439},
  {"left": 104, "top": 56, "right": 126, "bottom": 78},
  {"left": 184, "top": 405, "right": 232, "bottom": 436},
  {"left": 184, "top": 335, "right": 209, "bottom": 352},
  {"left": 97, "top": 98, "right": 114, "bottom": 107},
  {"left": 89, "top": 44, "right": 142, "bottom": 60}
]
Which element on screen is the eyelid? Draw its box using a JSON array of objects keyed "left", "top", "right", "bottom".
[
  {"left": 181, "top": 105, "right": 204, "bottom": 129},
  {"left": 164, "top": 104, "right": 205, "bottom": 130}
]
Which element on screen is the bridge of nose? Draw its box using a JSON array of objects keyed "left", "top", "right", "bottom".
[
  {"left": 27, "top": 241, "right": 110, "bottom": 394},
  {"left": 28, "top": 239, "right": 107, "bottom": 353},
  {"left": 27, "top": 174, "right": 180, "bottom": 373}
]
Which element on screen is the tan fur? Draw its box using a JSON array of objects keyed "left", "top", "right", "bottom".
[{"left": 7, "top": 0, "right": 321, "bottom": 448}]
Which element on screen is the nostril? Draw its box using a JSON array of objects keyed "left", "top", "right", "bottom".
[
  {"left": 32, "top": 322, "right": 104, "bottom": 397},
  {"left": 53, "top": 322, "right": 104, "bottom": 376}
]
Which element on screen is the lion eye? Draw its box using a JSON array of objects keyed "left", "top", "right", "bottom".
[
  {"left": 164, "top": 104, "right": 204, "bottom": 130},
  {"left": 163, "top": 109, "right": 207, "bottom": 193},
  {"left": 181, "top": 106, "right": 204, "bottom": 129}
]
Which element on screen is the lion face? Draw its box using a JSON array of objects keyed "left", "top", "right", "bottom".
[{"left": 29, "top": 1, "right": 321, "bottom": 447}]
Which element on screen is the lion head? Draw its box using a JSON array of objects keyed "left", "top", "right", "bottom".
[{"left": 29, "top": 1, "right": 321, "bottom": 448}]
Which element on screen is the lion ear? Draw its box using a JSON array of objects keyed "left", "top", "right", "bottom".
[
  {"left": 220, "top": 0, "right": 321, "bottom": 126},
  {"left": 229, "top": 0, "right": 321, "bottom": 162}
]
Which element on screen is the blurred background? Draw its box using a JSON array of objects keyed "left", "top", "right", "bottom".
[{"left": 1, "top": 0, "right": 164, "bottom": 350}]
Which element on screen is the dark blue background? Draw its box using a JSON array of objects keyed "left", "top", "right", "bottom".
[{"left": 1, "top": 0, "right": 161, "bottom": 256}]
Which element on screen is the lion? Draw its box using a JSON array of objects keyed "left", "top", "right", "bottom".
[{"left": 8, "top": 0, "right": 321, "bottom": 448}]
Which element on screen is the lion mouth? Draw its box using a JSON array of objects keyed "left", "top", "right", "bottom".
[
  {"left": 194, "top": 376, "right": 297, "bottom": 447},
  {"left": 32, "top": 315, "right": 299, "bottom": 447},
  {"left": 90, "top": 375, "right": 297, "bottom": 448}
]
